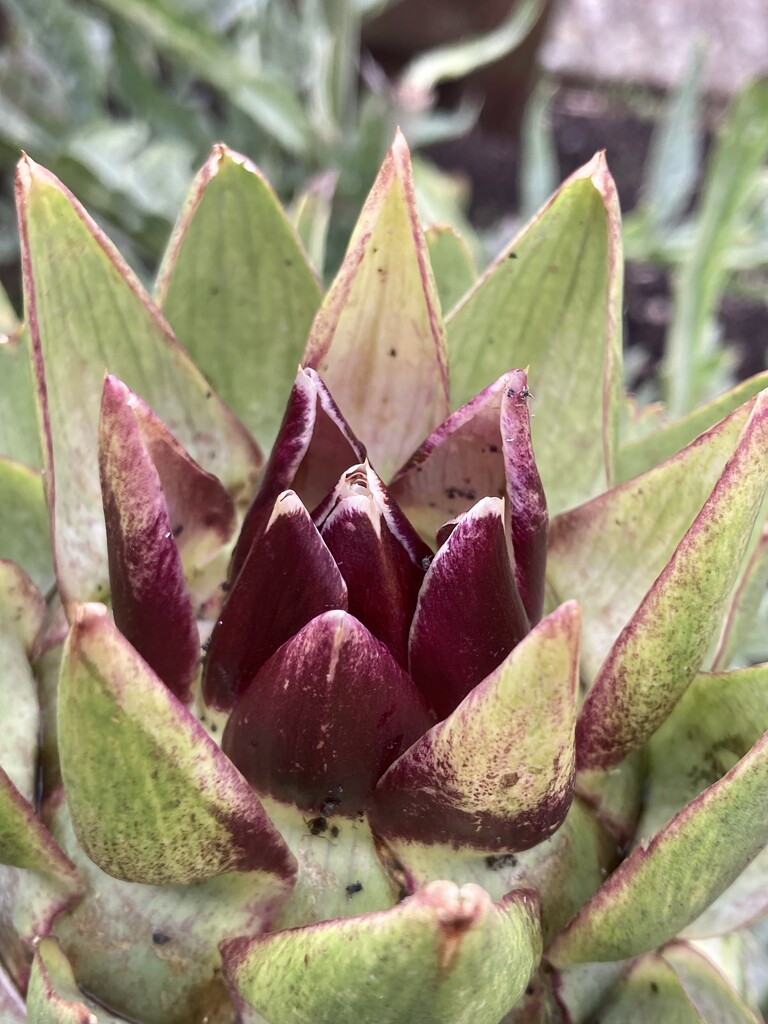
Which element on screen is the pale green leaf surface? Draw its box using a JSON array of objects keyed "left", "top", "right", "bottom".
[
  {"left": 617, "top": 370, "right": 768, "bottom": 483},
  {"left": 304, "top": 132, "right": 450, "bottom": 479},
  {"left": 157, "top": 145, "right": 322, "bottom": 452},
  {"left": 447, "top": 155, "right": 622, "bottom": 514},
  {"left": 0, "top": 561, "right": 44, "bottom": 801},
  {"left": 27, "top": 938, "right": 129, "bottom": 1024},
  {"left": 17, "top": 156, "right": 261, "bottom": 605},
  {"left": 225, "top": 882, "right": 542, "bottom": 1024},
  {"left": 547, "top": 728, "right": 768, "bottom": 965},
  {"left": 548, "top": 398, "right": 752, "bottom": 685},
  {"left": 58, "top": 604, "right": 295, "bottom": 886},
  {"left": 0, "top": 460, "right": 53, "bottom": 594},
  {"left": 576, "top": 389, "right": 768, "bottom": 769},
  {"left": 663, "top": 943, "right": 762, "bottom": 1023},
  {"left": 383, "top": 797, "right": 611, "bottom": 947},
  {"left": 260, "top": 800, "right": 401, "bottom": 932},
  {"left": 590, "top": 953, "right": 708, "bottom": 1023},
  {"left": 425, "top": 224, "right": 477, "bottom": 314},
  {"left": 0, "top": 327, "right": 41, "bottom": 468},
  {"left": 50, "top": 800, "right": 290, "bottom": 1024}
]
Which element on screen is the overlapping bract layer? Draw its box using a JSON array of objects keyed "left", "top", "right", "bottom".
[{"left": 3, "top": 125, "right": 768, "bottom": 1024}]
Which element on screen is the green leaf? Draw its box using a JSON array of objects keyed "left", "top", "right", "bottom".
[
  {"left": 641, "top": 666, "right": 768, "bottom": 937},
  {"left": 663, "top": 79, "right": 768, "bottom": 417},
  {"left": 371, "top": 602, "right": 580, "bottom": 853},
  {"left": 663, "top": 942, "right": 763, "bottom": 1022},
  {"left": 0, "top": 781, "right": 82, "bottom": 994},
  {"left": 425, "top": 225, "right": 477, "bottom": 313},
  {"left": 304, "top": 131, "right": 450, "bottom": 479},
  {"left": 17, "top": 155, "right": 261, "bottom": 606},
  {"left": 27, "top": 938, "right": 129, "bottom": 1023},
  {"left": 576, "top": 389, "right": 768, "bottom": 769},
  {"left": 589, "top": 949, "right": 759, "bottom": 1023},
  {"left": 224, "top": 881, "right": 542, "bottom": 1024},
  {"left": 375, "top": 795, "right": 612, "bottom": 948},
  {"left": 712, "top": 522, "right": 768, "bottom": 669},
  {"left": 0, "top": 460, "right": 53, "bottom": 594},
  {"left": 0, "top": 326, "right": 41, "bottom": 467},
  {"left": 547, "top": 729, "right": 768, "bottom": 964},
  {"left": 447, "top": 154, "right": 623, "bottom": 514},
  {"left": 58, "top": 604, "right": 296, "bottom": 886},
  {"left": 0, "top": 561, "right": 44, "bottom": 802},
  {"left": 548, "top": 396, "right": 753, "bottom": 685},
  {"left": 616, "top": 370, "right": 768, "bottom": 483},
  {"left": 400, "top": 0, "right": 544, "bottom": 93},
  {"left": 156, "top": 145, "right": 323, "bottom": 452},
  {"left": 49, "top": 799, "right": 291, "bottom": 1024}
]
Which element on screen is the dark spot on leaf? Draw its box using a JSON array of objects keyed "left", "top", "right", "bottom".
[
  {"left": 346, "top": 882, "right": 363, "bottom": 897},
  {"left": 650, "top": 983, "right": 658, "bottom": 994},
  {"left": 508, "top": 252, "right": 518, "bottom": 260},
  {"left": 210, "top": 722, "right": 217, "bottom": 733},
  {"left": 330, "top": 825, "right": 340, "bottom": 838},
  {"left": 172, "top": 524, "right": 184, "bottom": 538},
  {"left": 485, "top": 853, "right": 518, "bottom": 870},
  {"left": 389, "top": 347, "right": 397, "bottom": 357},
  {"left": 205, "top": 391, "right": 212, "bottom": 399},
  {"left": 220, "top": 580, "right": 231, "bottom": 592},
  {"left": 489, "top": 444, "right": 499, "bottom": 453},
  {"left": 307, "top": 816, "right": 328, "bottom": 836},
  {"left": 152, "top": 932, "right": 171, "bottom": 945}
]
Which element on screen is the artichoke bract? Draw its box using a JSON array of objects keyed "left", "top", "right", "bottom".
[{"left": 2, "top": 132, "right": 768, "bottom": 1024}]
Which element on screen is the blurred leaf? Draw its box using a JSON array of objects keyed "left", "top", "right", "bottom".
[
  {"left": 642, "top": 41, "right": 707, "bottom": 230},
  {"left": 520, "top": 78, "right": 558, "bottom": 219},
  {"left": 400, "top": 0, "right": 545, "bottom": 94},
  {"left": 663, "top": 79, "right": 768, "bottom": 417},
  {"left": 291, "top": 170, "right": 338, "bottom": 280},
  {"left": 616, "top": 371, "right": 768, "bottom": 483},
  {"left": 89, "top": 0, "right": 314, "bottom": 155}
]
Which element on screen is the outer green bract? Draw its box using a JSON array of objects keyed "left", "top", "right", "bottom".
[{"left": 1, "top": 132, "right": 767, "bottom": 1024}]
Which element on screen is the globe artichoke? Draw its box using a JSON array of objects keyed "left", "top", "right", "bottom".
[{"left": 2, "top": 131, "right": 768, "bottom": 1024}]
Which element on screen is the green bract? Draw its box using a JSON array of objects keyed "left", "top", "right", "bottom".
[{"left": 1, "top": 133, "right": 767, "bottom": 1024}]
